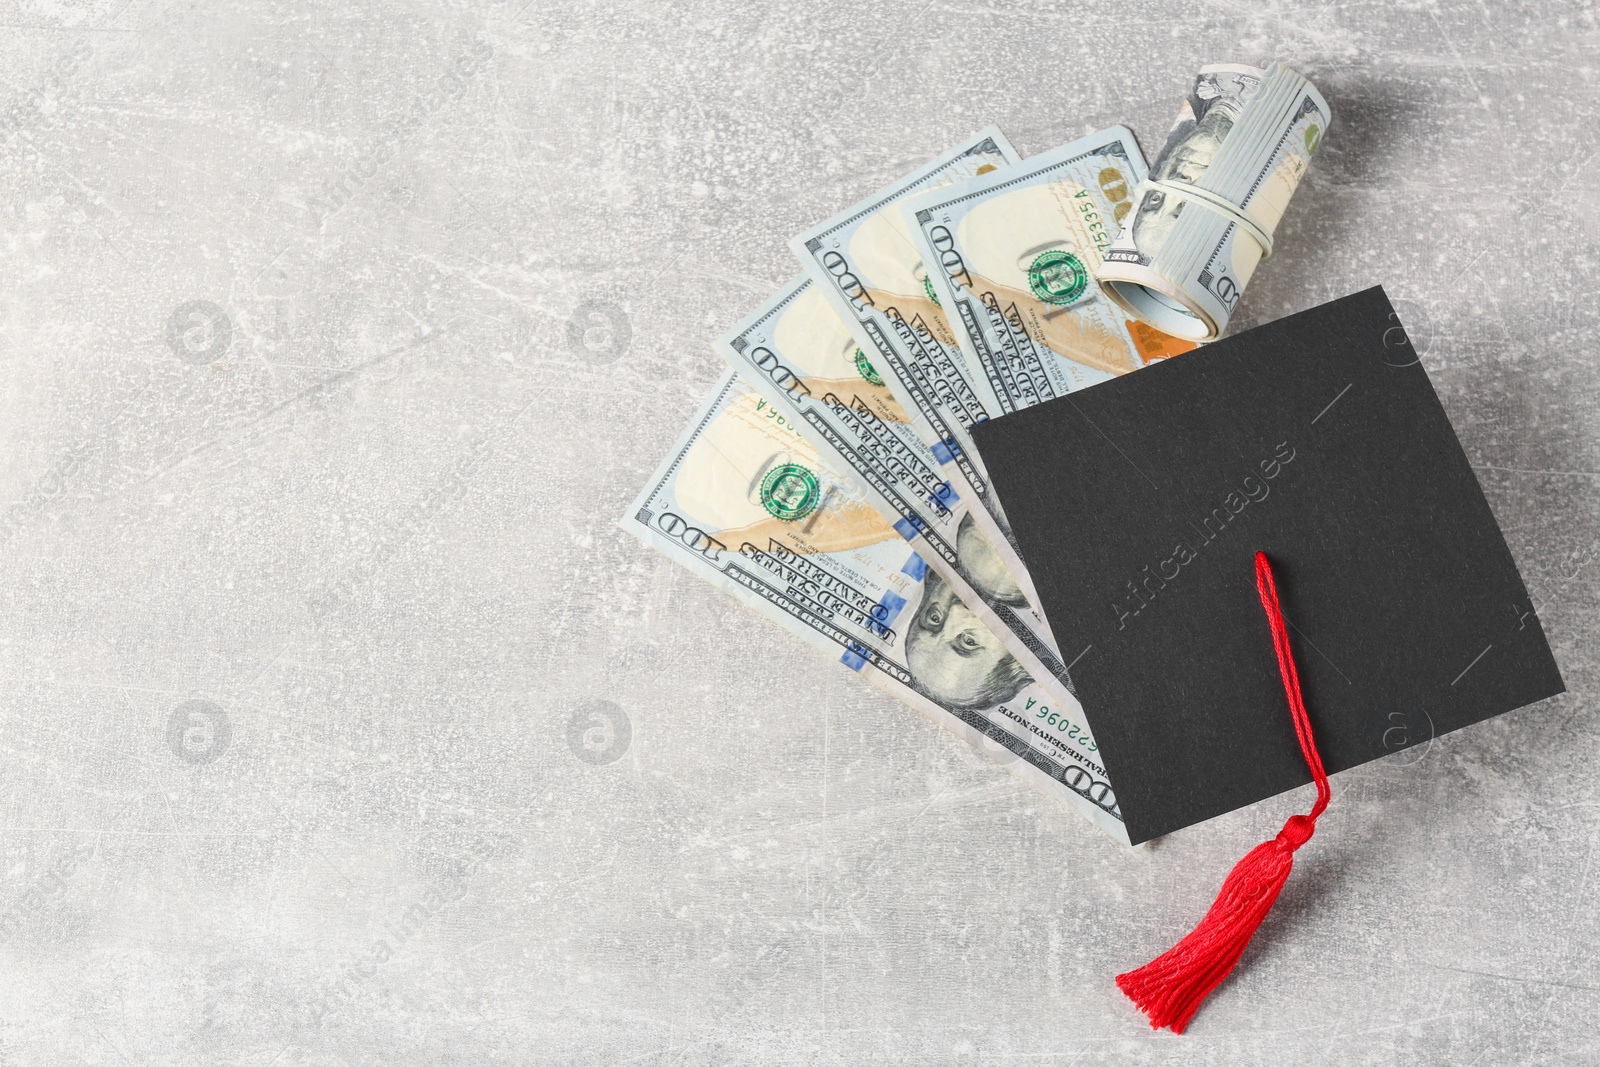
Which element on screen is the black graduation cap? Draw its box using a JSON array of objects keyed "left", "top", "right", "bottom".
[{"left": 970, "top": 285, "right": 1564, "bottom": 847}]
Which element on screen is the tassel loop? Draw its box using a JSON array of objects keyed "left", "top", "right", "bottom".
[{"left": 1116, "top": 551, "right": 1332, "bottom": 1034}]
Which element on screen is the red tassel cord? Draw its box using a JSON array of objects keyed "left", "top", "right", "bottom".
[{"left": 1116, "top": 551, "right": 1332, "bottom": 1034}]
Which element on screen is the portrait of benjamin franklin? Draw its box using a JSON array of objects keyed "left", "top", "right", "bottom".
[
  {"left": 905, "top": 568, "right": 1031, "bottom": 712},
  {"left": 954, "top": 512, "right": 1028, "bottom": 609},
  {"left": 1131, "top": 71, "right": 1255, "bottom": 255}
]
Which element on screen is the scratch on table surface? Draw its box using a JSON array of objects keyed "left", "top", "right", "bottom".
[
  {"left": 1419, "top": 962, "right": 1600, "bottom": 994},
  {"left": 1472, "top": 464, "right": 1600, "bottom": 478}
]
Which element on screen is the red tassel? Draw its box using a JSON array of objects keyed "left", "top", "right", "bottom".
[{"left": 1116, "top": 551, "right": 1332, "bottom": 1034}]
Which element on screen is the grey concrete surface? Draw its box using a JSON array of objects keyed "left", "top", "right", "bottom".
[{"left": 0, "top": 0, "right": 1595, "bottom": 1063}]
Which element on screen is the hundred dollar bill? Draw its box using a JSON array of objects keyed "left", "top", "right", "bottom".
[
  {"left": 719, "top": 275, "right": 1089, "bottom": 708},
  {"left": 906, "top": 126, "right": 1197, "bottom": 417},
  {"left": 790, "top": 129, "right": 1049, "bottom": 632},
  {"left": 622, "top": 371, "right": 1125, "bottom": 840},
  {"left": 1096, "top": 62, "right": 1331, "bottom": 341}
]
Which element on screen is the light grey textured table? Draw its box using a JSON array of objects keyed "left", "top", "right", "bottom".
[{"left": 0, "top": 1, "right": 1595, "bottom": 1063}]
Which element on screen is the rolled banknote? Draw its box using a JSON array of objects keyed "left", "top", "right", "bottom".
[
  {"left": 790, "top": 129, "right": 1048, "bottom": 633},
  {"left": 719, "top": 275, "right": 1088, "bottom": 705},
  {"left": 1096, "top": 62, "right": 1331, "bottom": 341},
  {"left": 905, "top": 126, "right": 1197, "bottom": 419},
  {"left": 622, "top": 371, "right": 1125, "bottom": 840}
]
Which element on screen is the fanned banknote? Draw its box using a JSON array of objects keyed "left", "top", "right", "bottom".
[
  {"left": 905, "top": 127, "right": 1196, "bottom": 417},
  {"left": 791, "top": 130, "right": 1015, "bottom": 468},
  {"left": 622, "top": 372, "right": 1125, "bottom": 839},
  {"left": 718, "top": 275, "right": 1095, "bottom": 716},
  {"left": 1097, "top": 62, "right": 1330, "bottom": 340},
  {"left": 789, "top": 130, "right": 1055, "bottom": 658}
]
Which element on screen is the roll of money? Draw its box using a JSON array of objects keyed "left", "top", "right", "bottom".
[{"left": 1096, "top": 62, "right": 1330, "bottom": 341}]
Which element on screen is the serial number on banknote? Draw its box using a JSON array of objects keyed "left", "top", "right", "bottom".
[{"left": 1027, "top": 697, "right": 1099, "bottom": 753}]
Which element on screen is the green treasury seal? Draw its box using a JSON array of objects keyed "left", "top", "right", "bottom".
[
  {"left": 759, "top": 463, "right": 822, "bottom": 521},
  {"left": 853, "top": 347, "right": 884, "bottom": 386},
  {"left": 1027, "top": 249, "right": 1089, "bottom": 306}
]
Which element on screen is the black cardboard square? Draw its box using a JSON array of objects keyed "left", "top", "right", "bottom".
[{"left": 970, "top": 286, "right": 1565, "bottom": 844}]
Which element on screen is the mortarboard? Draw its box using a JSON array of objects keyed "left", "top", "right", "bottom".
[
  {"left": 968, "top": 285, "right": 1565, "bottom": 1028},
  {"left": 971, "top": 284, "right": 1563, "bottom": 842}
]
